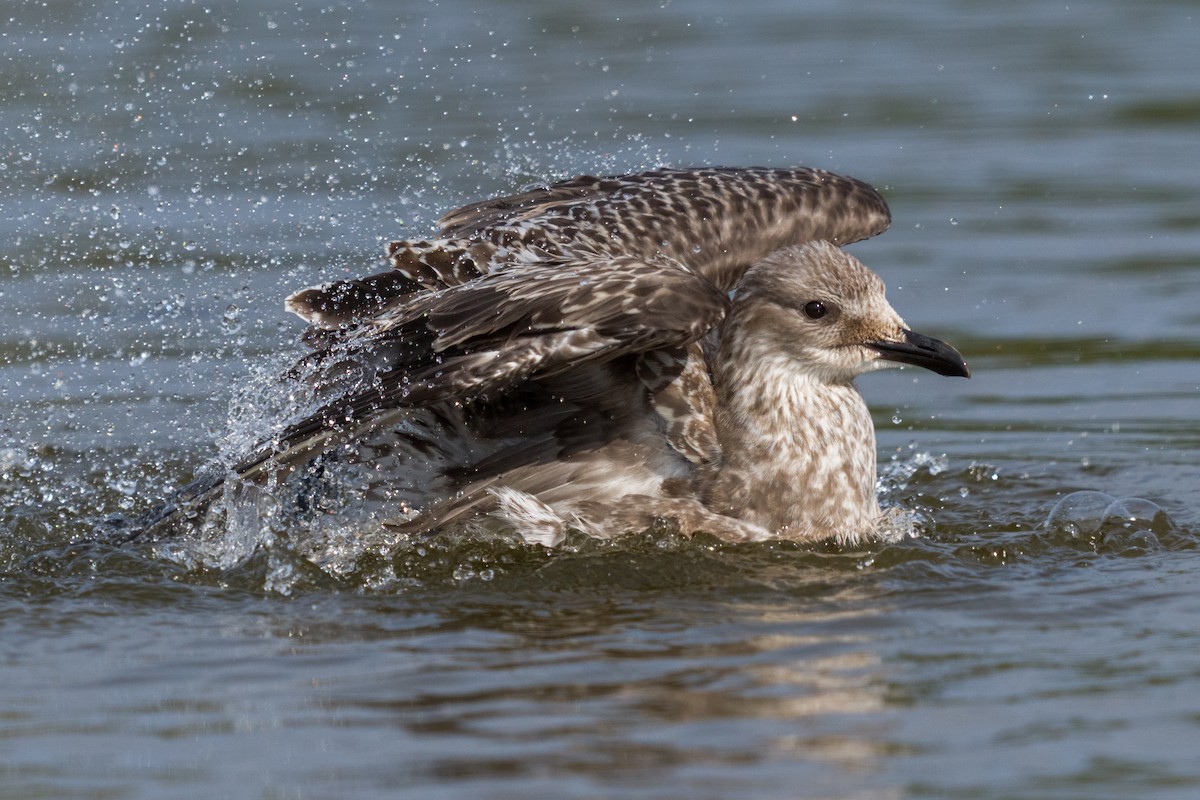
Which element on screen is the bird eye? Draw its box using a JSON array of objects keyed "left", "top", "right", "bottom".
[{"left": 803, "top": 301, "right": 828, "bottom": 320}]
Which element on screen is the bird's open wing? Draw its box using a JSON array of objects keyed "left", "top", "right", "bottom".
[
  {"left": 437, "top": 166, "right": 892, "bottom": 291},
  {"left": 119, "top": 255, "right": 727, "bottom": 540},
  {"left": 244, "top": 256, "right": 729, "bottom": 476},
  {"left": 288, "top": 167, "right": 892, "bottom": 340}
]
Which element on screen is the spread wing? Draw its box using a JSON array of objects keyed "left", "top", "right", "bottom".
[
  {"left": 437, "top": 167, "right": 890, "bottom": 242},
  {"left": 121, "top": 255, "right": 728, "bottom": 541},
  {"left": 286, "top": 167, "right": 892, "bottom": 334},
  {"left": 240, "top": 255, "right": 729, "bottom": 479},
  {"left": 437, "top": 166, "right": 892, "bottom": 291}
]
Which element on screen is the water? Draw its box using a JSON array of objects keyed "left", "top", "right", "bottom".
[{"left": 3, "top": 0, "right": 1199, "bottom": 797}]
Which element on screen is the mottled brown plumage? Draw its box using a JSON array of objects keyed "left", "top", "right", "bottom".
[
  {"left": 287, "top": 166, "right": 890, "bottom": 327},
  {"left": 125, "top": 166, "right": 967, "bottom": 550}
]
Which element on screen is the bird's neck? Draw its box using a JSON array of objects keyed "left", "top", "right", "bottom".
[{"left": 706, "top": 346, "right": 880, "bottom": 543}]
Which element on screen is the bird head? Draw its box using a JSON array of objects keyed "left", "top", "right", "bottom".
[{"left": 730, "top": 241, "right": 970, "bottom": 383}]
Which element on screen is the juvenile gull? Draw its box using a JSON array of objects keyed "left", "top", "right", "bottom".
[{"left": 128, "top": 166, "right": 968, "bottom": 548}]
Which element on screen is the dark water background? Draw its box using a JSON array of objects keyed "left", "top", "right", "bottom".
[{"left": 3, "top": 1, "right": 1199, "bottom": 797}]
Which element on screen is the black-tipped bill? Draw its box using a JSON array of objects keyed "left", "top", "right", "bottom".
[{"left": 869, "top": 330, "right": 971, "bottom": 378}]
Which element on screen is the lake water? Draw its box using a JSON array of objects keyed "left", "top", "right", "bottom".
[{"left": 3, "top": 1, "right": 1200, "bottom": 797}]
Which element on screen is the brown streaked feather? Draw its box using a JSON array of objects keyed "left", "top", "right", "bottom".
[
  {"left": 437, "top": 173, "right": 623, "bottom": 233},
  {"left": 283, "top": 166, "right": 891, "bottom": 346},
  {"left": 635, "top": 343, "right": 719, "bottom": 466},
  {"left": 437, "top": 166, "right": 892, "bottom": 291},
  {"left": 310, "top": 257, "right": 726, "bottom": 413},
  {"left": 227, "top": 256, "right": 729, "bottom": 487},
  {"left": 385, "top": 238, "right": 495, "bottom": 289}
]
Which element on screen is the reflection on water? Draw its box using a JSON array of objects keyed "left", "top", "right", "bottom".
[{"left": 316, "top": 590, "right": 900, "bottom": 793}]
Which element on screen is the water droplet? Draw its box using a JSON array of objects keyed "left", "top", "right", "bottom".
[{"left": 221, "top": 304, "right": 243, "bottom": 334}]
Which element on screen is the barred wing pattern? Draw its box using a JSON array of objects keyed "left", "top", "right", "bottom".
[
  {"left": 287, "top": 166, "right": 890, "bottom": 331},
  {"left": 263, "top": 257, "right": 727, "bottom": 474}
]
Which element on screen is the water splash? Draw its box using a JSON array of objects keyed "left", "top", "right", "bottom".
[{"left": 1044, "top": 490, "right": 1174, "bottom": 552}]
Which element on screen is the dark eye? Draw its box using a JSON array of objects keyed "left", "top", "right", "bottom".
[{"left": 803, "top": 301, "right": 828, "bottom": 320}]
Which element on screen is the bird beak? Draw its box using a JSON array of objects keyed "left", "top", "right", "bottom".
[{"left": 868, "top": 330, "right": 971, "bottom": 378}]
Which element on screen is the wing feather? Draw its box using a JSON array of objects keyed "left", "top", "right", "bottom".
[
  {"left": 287, "top": 166, "right": 891, "bottom": 342},
  {"left": 241, "top": 256, "right": 728, "bottom": 481},
  {"left": 436, "top": 166, "right": 892, "bottom": 291}
]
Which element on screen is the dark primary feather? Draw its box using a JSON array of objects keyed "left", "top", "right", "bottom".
[
  {"left": 230, "top": 256, "right": 728, "bottom": 487},
  {"left": 287, "top": 270, "right": 425, "bottom": 332}
]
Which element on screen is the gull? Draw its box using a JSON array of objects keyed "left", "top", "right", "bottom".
[{"left": 127, "top": 167, "right": 969, "bottom": 548}]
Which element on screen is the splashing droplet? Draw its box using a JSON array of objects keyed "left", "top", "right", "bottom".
[{"left": 222, "top": 304, "right": 243, "bottom": 334}]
